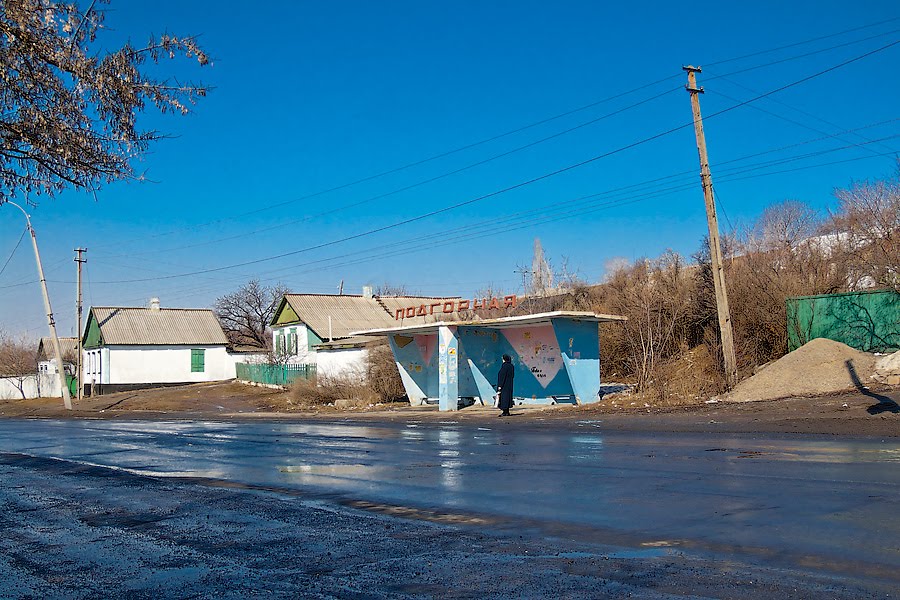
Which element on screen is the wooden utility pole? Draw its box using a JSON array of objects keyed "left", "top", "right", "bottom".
[
  {"left": 683, "top": 65, "right": 738, "bottom": 388},
  {"left": 3, "top": 201, "right": 72, "bottom": 408},
  {"left": 75, "top": 247, "right": 87, "bottom": 403}
]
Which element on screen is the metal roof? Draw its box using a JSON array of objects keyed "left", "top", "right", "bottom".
[
  {"left": 352, "top": 311, "right": 627, "bottom": 336},
  {"left": 37, "top": 337, "right": 78, "bottom": 359},
  {"left": 89, "top": 307, "right": 229, "bottom": 346},
  {"left": 313, "top": 335, "right": 373, "bottom": 350},
  {"left": 280, "top": 294, "right": 453, "bottom": 340}
]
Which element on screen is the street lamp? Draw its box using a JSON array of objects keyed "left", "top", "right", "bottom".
[{"left": 1, "top": 200, "right": 73, "bottom": 409}]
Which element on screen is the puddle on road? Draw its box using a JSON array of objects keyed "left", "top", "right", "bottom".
[
  {"left": 279, "top": 464, "right": 376, "bottom": 476},
  {"left": 536, "top": 547, "right": 680, "bottom": 560}
]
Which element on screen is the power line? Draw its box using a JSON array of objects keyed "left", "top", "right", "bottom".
[
  {"left": 97, "top": 84, "right": 683, "bottom": 259},
  {"left": 84, "top": 38, "right": 899, "bottom": 285},
  {"left": 705, "top": 26, "right": 900, "bottom": 81},
  {"left": 60, "top": 143, "right": 897, "bottom": 309},
  {"left": 711, "top": 77, "right": 898, "bottom": 156},
  {"left": 88, "top": 75, "right": 684, "bottom": 250},
  {"left": 87, "top": 18, "right": 900, "bottom": 253},
  {"left": 0, "top": 227, "right": 27, "bottom": 278},
  {"left": 24, "top": 118, "right": 900, "bottom": 299},
  {"left": 704, "top": 15, "right": 900, "bottom": 67},
  {"left": 90, "top": 135, "right": 900, "bottom": 293}
]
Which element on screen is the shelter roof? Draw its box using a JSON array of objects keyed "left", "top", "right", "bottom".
[
  {"left": 313, "top": 335, "right": 373, "bottom": 350},
  {"left": 87, "top": 307, "right": 228, "bottom": 346},
  {"left": 274, "top": 294, "right": 453, "bottom": 340},
  {"left": 352, "top": 311, "right": 626, "bottom": 336}
]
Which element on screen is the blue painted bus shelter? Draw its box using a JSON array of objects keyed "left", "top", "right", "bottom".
[{"left": 354, "top": 311, "right": 626, "bottom": 411}]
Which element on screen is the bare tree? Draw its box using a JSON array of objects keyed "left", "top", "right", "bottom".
[
  {"left": 830, "top": 165, "right": 900, "bottom": 290},
  {"left": 214, "top": 280, "right": 289, "bottom": 349},
  {"left": 752, "top": 199, "right": 822, "bottom": 251},
  {"left": 373, "top": 283, "right": 410, "bottom": 296},
  {"left": 0, "top": 0, "right": 209, "bottom": 203},
  {"left": 556, "top": 255, "right": 587, "bottom": 291},
  {"left": 0, "top": 331, "right": 35, "bottom": 399},
  {"left": 598, "top": 252, "right": 695, "bottom": 392}
]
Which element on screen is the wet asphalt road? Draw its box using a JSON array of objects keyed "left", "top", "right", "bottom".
[{"left": 1, "top": 417, "right": 899, "bottom": 599}]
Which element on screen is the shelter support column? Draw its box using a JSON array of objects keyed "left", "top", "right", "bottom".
[
  {"left": 387, "top": 334, "right": 427, "bottom": 405},
  {"left": 438, "top": 326, "right": 459, "bottom": 411}
]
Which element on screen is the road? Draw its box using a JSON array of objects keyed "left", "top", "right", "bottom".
[{"left": 1, "top": 417, "right": 899, "bottom": 598}]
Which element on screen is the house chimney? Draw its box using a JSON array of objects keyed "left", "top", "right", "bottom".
[
  {"left": 149, "top": 297, "right": 160, "bottom": 311},
  {"left": 362, "top": 285, "right": 373, "bottom": 299}
]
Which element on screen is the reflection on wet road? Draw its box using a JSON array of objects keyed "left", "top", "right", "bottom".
[{"left": 1, "top": 418, "right": 899, "bottom": 575}]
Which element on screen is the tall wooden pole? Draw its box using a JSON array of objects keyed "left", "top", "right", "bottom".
[
  {"left": 683, "top": 66, "right": 738, "bottom": 388},
  {"left": 3, "top": 201, "right": 73, "bottom": 408},
  {"left": 75, "top": 247, "right": 87, "bottom": 403}
]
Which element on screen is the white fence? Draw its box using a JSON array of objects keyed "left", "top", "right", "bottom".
[{"left": 0, "top": 373, "right": 63, "bottom": 400}]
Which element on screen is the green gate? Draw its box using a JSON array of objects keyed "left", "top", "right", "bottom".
[
  {"left": 787, "top": 289, "right": 900, "bottom": 353},
  {"left": 66, "top": 373, "right": 78, "bottom": 397}
]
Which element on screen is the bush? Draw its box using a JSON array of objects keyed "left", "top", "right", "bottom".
[
  {"left": 365, "top": 341, "right": 406, "bottom": 403},
  {"left": 288, "top": 341, "right": 406, "bottom": 408},
  {"left": 289, "top": 368, "right": 373, "bottom": 408}
]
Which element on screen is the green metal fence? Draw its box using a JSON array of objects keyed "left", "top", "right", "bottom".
[
  {"left": 786, "top": 289, "right": 900, "bottom": 353},
  {"left": 235, "top": 363, "right": 316, "bottom": 386}
]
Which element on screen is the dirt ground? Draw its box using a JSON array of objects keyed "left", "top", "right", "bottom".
[{"left": 1, "top": 380, "right": 898, "bottom": 437}]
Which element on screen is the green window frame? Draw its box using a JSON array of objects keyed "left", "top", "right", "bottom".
[
  {"left": 190, "top": 348, "right": 205, "bottom": 372},
  {"left": 289, "top": 328, "right": 298, "bottom": 355}
]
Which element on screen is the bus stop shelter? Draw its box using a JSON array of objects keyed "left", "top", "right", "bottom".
[{"left": 354, "top": 311, "right": 626, "bottom": 411}]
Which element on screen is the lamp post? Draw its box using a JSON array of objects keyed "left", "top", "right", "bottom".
[{"left": 1, "top": 200, "right": 73, "bottom": 409}]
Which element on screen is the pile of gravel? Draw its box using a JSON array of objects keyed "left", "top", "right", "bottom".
[{"left": 724, "top": 337, "right": 876, "bottom": 403}]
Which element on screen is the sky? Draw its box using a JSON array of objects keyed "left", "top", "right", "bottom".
[{"left": 1, "top": 0, "right": 899, "bottom": 339}]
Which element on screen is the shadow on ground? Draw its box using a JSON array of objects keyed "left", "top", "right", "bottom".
[{"left": 846, "top": 359, "right": 899, "bottom": 414}]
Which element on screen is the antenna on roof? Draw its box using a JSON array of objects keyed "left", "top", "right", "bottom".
[{"left": 338, "top": 279, "right": 344, "bottom": 295}]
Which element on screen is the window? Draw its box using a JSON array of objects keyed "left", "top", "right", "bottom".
[
  {"left": 289, "top": 328, "right": 297, "bottom": 355},
  {"left": 190, "top": 349, "right": 205, "bottom": 372}
]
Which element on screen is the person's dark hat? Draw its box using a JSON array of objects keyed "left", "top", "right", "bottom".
[{"left": 502, "top": 354, "right": 511, "bottom": 362}]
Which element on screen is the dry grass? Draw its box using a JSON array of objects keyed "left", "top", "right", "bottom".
[
  {"left": 288, "top": 341, "right": 408, "bottom": 409},
  {"left": 591, "top": 347, "right": 724, "bottom": 411},
  {"left": 289, "top": 371, "right": 374, "bottom": 408}
]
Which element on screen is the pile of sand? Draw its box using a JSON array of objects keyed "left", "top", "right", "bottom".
[{"left": 724, "top": 338, "right": 876, "bottom": 403}]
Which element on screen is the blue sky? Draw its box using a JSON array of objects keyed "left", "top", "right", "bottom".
[{"left": 1, "top": 0, "right": 899, "bottom": 338}]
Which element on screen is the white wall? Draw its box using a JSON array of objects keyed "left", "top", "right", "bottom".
[
  {"left": 83, "top": 345, "right": 233, "bottom": 385},
  {"left": 84, "top": 347, "right": 111, "bottom": 386},
  {"left": 0, "top": 373, "right": 61, "bottom": 400},
  {"left": 225, "top": 351, "right": 267, "bottom": 375},
  {"left": 316, "top": 347, "right": 367, "bottom": 379}
]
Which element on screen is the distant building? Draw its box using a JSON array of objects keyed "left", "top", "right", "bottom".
[
  {"left": 36, "top": 336, "right": 78, "bottom": 375},
  {"left": 270, "top": 287, "right": 452, "bottom": 378},
  {"left": 81, "top": 298, "right": 238, "bottom": 395}
]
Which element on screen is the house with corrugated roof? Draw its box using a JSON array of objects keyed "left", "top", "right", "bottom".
[
  {"left": 81, "top": 298, "right": 235, "bottom": 395},
  {"left": 36, "top": 336, "right": 78, "bottom": 375},
  {"left": 270, "top": 287, "right": 451, "bottom": 377}
]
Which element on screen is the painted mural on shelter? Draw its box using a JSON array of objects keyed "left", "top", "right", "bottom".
[{"left": 386, "top": 315, "right": 606, "bottom": 409}]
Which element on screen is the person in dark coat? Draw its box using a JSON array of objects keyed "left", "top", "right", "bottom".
[{"left": 496, "top": 354, "right": 515, "bottom": 416}]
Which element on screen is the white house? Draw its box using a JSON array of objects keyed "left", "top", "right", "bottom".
[
  {"left": 270, "top": 288, "right": 451, "bottom": 378},
  {"left": 82, "top": 299, "right": 234, "bottom": 395}
]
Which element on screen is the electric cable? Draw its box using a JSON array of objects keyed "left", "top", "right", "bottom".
[
  {"left": 0, "top": 227, "right": 27, "bottom": 279},
  {"left": 85, "top": 17, "right": 900, "bottom": 252},
  {"left": 82, "top": 38, "right": 900, "bottom": 284}
]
